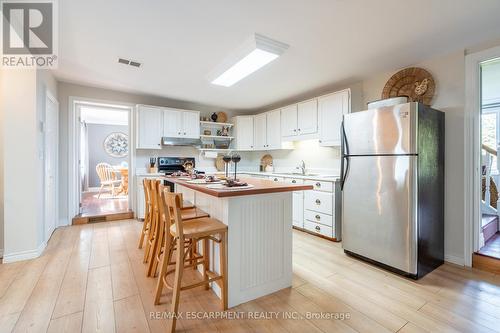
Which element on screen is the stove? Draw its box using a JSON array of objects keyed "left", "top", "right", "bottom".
[
  {"left": 157, "top": 157, "right": 195, "bottom": 175},
  {"left": 157, "top": 157, "right": 196, "bottom": 192}
]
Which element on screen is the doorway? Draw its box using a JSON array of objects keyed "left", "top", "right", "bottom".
[
  {"left": 76, "top": 103, "right": 132, "bottom": 219},
  {"left": 479, "top": 58, "right": 500, "bottom": 259}
]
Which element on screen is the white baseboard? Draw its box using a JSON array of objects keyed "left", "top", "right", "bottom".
[
  {"left": 445, "top": 253, "right": 465, "bottom": 266},
  {"left": 59, "top": 217, "right": 70, "bottom": 227},
  {"left": 2, "top": 241, "right": 47, "bottom": 263}
]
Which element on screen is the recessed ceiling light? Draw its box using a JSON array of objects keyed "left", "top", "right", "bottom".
[{"left": 210, "top": 34, "right": 289, "bottom": 87}]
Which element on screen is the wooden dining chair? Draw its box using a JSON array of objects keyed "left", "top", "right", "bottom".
[
  {"left": 145, "top": 182, "right": 210, "bottom": 277},
  {"left": 138, "top": 178, "right": 152, "bottom": 249},
  {"left": 95, "top": 162, "right": 122, "bottom": 198},
  {"left": 157, "top": 191, "right": 228, "bottom": 333}
]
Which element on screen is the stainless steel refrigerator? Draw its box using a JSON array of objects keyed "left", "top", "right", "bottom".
[{"left": 341, "top": 102, "right": 444, "bottom": 279}]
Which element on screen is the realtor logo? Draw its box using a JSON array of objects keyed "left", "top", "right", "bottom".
[{"left": 1, "top": 0, "right": 58, "bottom": 68}]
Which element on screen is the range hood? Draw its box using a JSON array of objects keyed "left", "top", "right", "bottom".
[{"left": 161, "top": 137, "right": 201, "bottom": 146}]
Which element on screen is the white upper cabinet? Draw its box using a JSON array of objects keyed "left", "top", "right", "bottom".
[
  {"left": 266, "top": 110, "right": 281, "bottom": 149},
  {"left": 297, "top": 99, "right": 318, "bottom": 135},
  {"left": 233, "top": 116, "right": 254, "bottom": 150},
  {"left": 137, "top": 105, "right": 163, "bottom": 149},
  {"left": 281, "top": 105, "right": 298, "bottom": 137},
  {"left": 318, "top": 89, "right": 350, "bottom": 146},
  {"left": 254, "top": 113, "right": 267, "bottom": 150},
  {"left": 182, "top": 111, "right": 201, "bottom": 139},
  {"left": 163, "top": 108, "right": 182, "bottom": 137}
]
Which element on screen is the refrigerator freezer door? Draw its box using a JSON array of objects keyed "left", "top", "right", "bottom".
[
  {"left": 344, "top": 103, "right": 417, "bottom": 155},
  {"left": 342, "top": 155, "right": 418, "bottom": 274}
]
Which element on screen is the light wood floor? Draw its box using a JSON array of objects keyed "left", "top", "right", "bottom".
[{"left": 1, "top": 219, "right": 500, "bottom": 333}]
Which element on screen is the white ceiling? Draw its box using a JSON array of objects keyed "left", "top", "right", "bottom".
[{"left": 55, "top": 0, "right": 500, "bottom": 111}]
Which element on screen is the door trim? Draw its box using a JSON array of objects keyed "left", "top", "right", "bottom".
[
  {"left": 464, "top": 45, "right": 500, "bottom": 267},
  {"left": 68, "top": 96, "right": 135, "bottom": 224}
]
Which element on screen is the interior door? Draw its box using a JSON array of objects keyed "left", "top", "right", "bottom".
[
  {"left": 253, "top": 113, "right": 267, "bottom": 150},
  {"left": 266, "top": 110, "right": 281, "bottom": 149},
  {"left": 182, "top": 111, "right": 200, "bottom": 138},
  {"left": 45, "top": 94, "right": 58, "bottom": 241},
  {"left": 281, "top": 105, "right": 298, "bottom": 137},
  {"left": 342, "top": 155, "right": 418, "bottom": 274},
  {"left": 297, "top": 99, "right": 318, "bottom": 135},
  {"left": 163, "top": 108, "right": 182, "bottom": 137}
]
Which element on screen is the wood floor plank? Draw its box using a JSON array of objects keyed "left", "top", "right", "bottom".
[
  {"left": 0, "top": 312, "right": 20, "bottom": 333},
  {"left": 12, "top": 228, "right": 76, "bottom": 332},
  {"left": 114, "top": 295, "right": 150, "bottom": 333},
  {"left": 0, "top": 261, "right": 26, "bottom": 299},
  {"left": 82, "top": 266, "right": 115, "bottom": 333},
  {"left": 47, "top": 311, "right": 83, "bottom": 333},
  {"left": 52, "top": 228, "right": 92, "bottom": 319},
  {"left": 294, "top": 283, "right": 392, "bottom": 333}
]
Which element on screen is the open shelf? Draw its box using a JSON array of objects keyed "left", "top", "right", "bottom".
[{"left": 200, "top": 121, "right": 234, "bottom": 127}]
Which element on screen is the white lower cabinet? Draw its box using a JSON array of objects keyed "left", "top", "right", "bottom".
[
  {"left": 304, "top": 220, "right": 333, "bottom": 238},
  {"left": 136, "top": 176, "right": 163, "bottom": 219}
]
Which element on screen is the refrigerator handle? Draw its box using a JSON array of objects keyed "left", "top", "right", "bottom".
[{"left": 340, "top": 120, "right": 349, "bottom": 190}]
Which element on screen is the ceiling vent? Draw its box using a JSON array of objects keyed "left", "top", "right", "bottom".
[{"left": 118, "top": 57, "right": 141, "bottom": 68}]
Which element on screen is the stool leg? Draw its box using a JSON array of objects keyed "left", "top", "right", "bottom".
[
  {"left": 203, "top": 238, "right": 210, "bottom": 290},
  {"left": 220, "top": 231, "right": 228, "bottom": 310},
  {"left": 138, "top": 209, "right": 149, "bottom": 249},
  {"left": 143, "top": 212, "right": 156, "bottom": 263},
  {"left": 192, "top": 240, "right": 198, "bottom": 270},
  {"left": 168, "top": 238, "right": 185, "bottom": 333},
  {"left": 150, "top": 225, "right": 164, "bottom": 277},
  {"left": 154, "top": 233, "right": 173, "bottom": 305}
]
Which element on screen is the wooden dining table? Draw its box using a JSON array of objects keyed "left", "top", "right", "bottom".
[{"left": 113, "top": 166, "right": 129, "bottom": 195}]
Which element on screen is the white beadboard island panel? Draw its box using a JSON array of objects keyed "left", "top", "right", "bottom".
[{"left": 176, "top": 185, "right": 293, "bottom": 308}]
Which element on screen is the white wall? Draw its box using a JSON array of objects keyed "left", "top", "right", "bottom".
[{"left": 0, "top": 69, "right": 58, "bottom": 262}]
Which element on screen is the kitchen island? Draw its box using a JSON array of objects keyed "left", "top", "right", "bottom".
[{"left": 169, "top": 177, "right": 312, "bottom": 307}]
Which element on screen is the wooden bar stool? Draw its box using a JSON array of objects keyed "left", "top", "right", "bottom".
[
  {"left": 146, "top": 182, "right": 209, "bottom": 277},
  {"left": 157, "top": 191, "right": 228, "bottom": 333},
  {"left": 138, "top": 178, "right": 152, "bottom": 249}
]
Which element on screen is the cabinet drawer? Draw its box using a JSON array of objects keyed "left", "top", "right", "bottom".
[
  {"left": 284, "top": 177, "right": 304, "bottom": 185},
  {"left": 304, "top": 220, "right": 333, "bottom": 238},
  {"left": 269, "top": 176, "right": 284, "bottom": 182},
  {"left": 304, "top": 180, "right": 333, "bottom": 192},
  {"left": 304, "top": 209, "right": 333, "bottom": 227},
  {"left": 304, "top": 191, "right": 333, "bottom": 214}
]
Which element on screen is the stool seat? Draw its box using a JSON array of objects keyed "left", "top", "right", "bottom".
[
  {"left": 179, "top": 207, "right": 209, "bottom": 220},
  {"left": 170, "top": 217, "right": 227, "bottom": 238}
]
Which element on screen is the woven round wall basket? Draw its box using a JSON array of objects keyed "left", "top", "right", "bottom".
[{"left": 382, "top": 67, "right": 435, "bottom": 106}]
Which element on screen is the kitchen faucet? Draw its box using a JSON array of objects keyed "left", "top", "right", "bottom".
[{"left": 297, "top": 160, "right": 306, "bottom": 175}]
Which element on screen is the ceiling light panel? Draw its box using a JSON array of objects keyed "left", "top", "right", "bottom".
[{"left": 210, "top": 33, "right": 289, "bottom": 87}]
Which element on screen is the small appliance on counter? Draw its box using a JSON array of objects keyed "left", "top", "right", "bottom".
[{"left": 341, "top": 102, "right": 444, "bottom": 279}]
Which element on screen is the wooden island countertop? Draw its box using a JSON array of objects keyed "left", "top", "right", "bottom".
[{"left": 167, "top": 176, "right": 313, "bottom": 197}]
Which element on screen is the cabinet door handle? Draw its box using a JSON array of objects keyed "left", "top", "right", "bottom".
[
  {"left": 178, "top": 132, "right": 181, "bottom": 135},
  {"left": 315, "top": 215, "right": 321, "bottom": 220},
  {"left": 315, "top": 182, "right": 321, "bottom": 187},
  {"left": 183, "top": 132, "right": 186, "bottom": 135},
  {"left": 319, "top": 140, "right": 322, "bottom": 143},
  {"left": 315, "top": 199, "right": 321, "bottom": 205},
  {"left": 274, "top": 178, "right": 278, "bottom": 181},
  {"left": 298, "top": 128, "right": 301, "bottom": 131},
  {"left": 292, "top": 180, "right": 296, "bottom": 183},
  {"left": 315, "top": 225, "right": 321, "bottom": 231},
  {"left": 293, "top": 129, "right": 297, "bottom": 132}
]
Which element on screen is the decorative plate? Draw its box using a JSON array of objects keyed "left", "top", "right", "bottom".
[
  {"left": 382, "top": 67, "right": 435, "bottom": 105},
  {"left": 216, "top": 112, "right": 228, "bottom": 123},
  {"left": 104, "top": 132, "right": 128, "bottom": 158}
]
